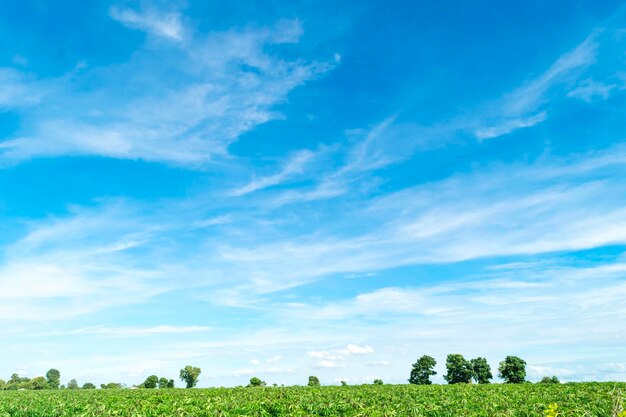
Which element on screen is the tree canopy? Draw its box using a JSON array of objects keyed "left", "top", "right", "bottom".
[
  {"left": 408, "top": 355, "right": 437, "bottom": 385},
  {"left": 179, "top": 366, "right": 201, "bottom": 388},
  {"left": 498, "top": 356, "right": 527, "bottom": 384}
]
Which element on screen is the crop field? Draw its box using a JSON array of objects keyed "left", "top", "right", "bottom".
[{"left": 0, "top": 382, "right": 624, "bottom": 417}]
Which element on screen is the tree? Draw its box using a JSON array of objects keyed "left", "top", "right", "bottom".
[
  {"left": 409, "top": 355, "right": 437, "bottom": 385},
  {"left": 0, "top": 379, "right": 6, "bottom": 390},
  {"left": 539, "top": 376, "right": 560, "bottom": 384},
  {"left": 308, "top": 376, "right": 320, "bottom": 386},
  {"left": 100, "top": 382, "right": 121, "bottom": 389},
  {"left": 67, "top": 379, "right": 79, "bottom": 390},
  {"left": 166, "top": 379, "right": 175, "bottom": 388},
  {"left": 180, "top": 365, "right": 201, "bottom": 388},
  {"left": 470, "top": 357, "right": 493, "bottom": 384},
  {"left": 340, "top": 380, "right": 347, "bottom": 386},
  {"left": 158, "top": 377, "right": 169, "bottom": 389},
  {"left": 30, "top": 376, "right": 48, "bottom": 390},
  {"left": 46, "top": 369, "right": 61, "bottom": 389},
  {"left": 498, "top": 356, "right": 527, "bottom": 383},
  {"left": 142, "top": 375, "right": 159, "bottom": 389},
  {"left": 247, "top": 377, "right": 266, "bottom": 387},
  {"left": 82, "top": 382, "right": 96, "bottom": 389},
  {"left": 444, "top": 354, "right": 473, "bottom": 384},
  {"left": 373, "top": 379, "right": 383, "bottom": 385}
]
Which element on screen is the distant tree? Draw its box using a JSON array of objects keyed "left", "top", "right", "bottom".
[
  {"left": 0, "top": 379, "right": 6, "bottom": 390},
  {"left": 308, "top": 376, "right": 321, "bottom": 386},
  {"left": 180, "top": 366, "right": 201, "bottom": 388},
  {"left": 409, "top": 355, "right": 437, "bottom": 385},
  {"left": 100, "top": 382, "right": 122, "bottom": 389},
  {"left": 498, "top": 356, "right": 527, "bottom": 384},
  {"left": 143, "top": 375, "right": 159, "bottom": 389},
  {"left": 67, "top": 379, "right": 79, "bottom": 390},
  {"left": 470, "top": 357, "right": 493, "bottom": 384},
  {"left": 373, "top": 379, "right": 383, "bottom": 385},
  {"left": 158, "top": 377, "right": 169, "bottom": 389},
  {"left": 46, "top": 369, "right": 61, "bottom": 389},
  {"left": 30, "top": 376, "right": 48, "bottom": 390},
  {"left": 166, "top": 379, "right": 175, "bottom": 388},
  {"left": 82, "top": 382, "right": 96, "bottom": 389},
  {"left": 444, "top": 354, "right": 473, "bottom": 384},
  {"left": 340, "top": 380, "right": 347, "bottom": 386},
  {"left": 539, "top": 376, "right": 560, "bottom": 384},
  {"left": 247, "top": 377, "right": 266, "bottom": 387}
]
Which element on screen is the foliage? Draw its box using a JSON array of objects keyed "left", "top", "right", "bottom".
[
  {"left": 180, "top": 366, "right": 201, "bottom": 389},
  {"left": 444, "top": 354, "right": 473, "bottom": 384},
  {"left": 101, "top": 382, "right": 122, "bottom": 390},
  {"left": 373, "top": 379, "right": 383, "bottom": 385},
  {"left": 539, "top": 376, "right": 560, "bottom": 384},
  {"left": 308, "top": 376, "right": 321, "bottom": 386},
  {"left": 498, "top": 355, "right": 527, "bottom": 384},
  {"left": 67, "top": 379, "right": 79, "bottom": 390},
  {"left": 46, "top": 368, "right": 61, "bottom": 389},
  {"left": 470, "top": 357, "right": 493, "bottom": 384},
  {"left": 30, "top": 376, "right": 48, "bottom": 390},
  {"left": 340, "top": 380, "right": 347, "bottom": 386},
  {"left": 408, "top": 355, "right": 437, "bottom": 385},
  {"left": 247, "top": 377, "right": 266, "bottom": 387},
  {"left": 83, "top": 382, "right": 96, "bottom": 389},
  {"left": 143, "top": 375, "right": 159, "bottom": 389},
  {"left": 0, "top": 382, "right": 623, "bottom": 416}
]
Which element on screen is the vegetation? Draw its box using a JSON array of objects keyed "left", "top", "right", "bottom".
[
  {"left": 0, "top": 383, "right": 623, "bottom": 416},
  {"left": 308, "top": 376, "right": 321, "bottom": 387},
  {"left": 247, "top": 377, "right": 266, "bottom": 387},
  {"left": 179, "top": 366, "right": 202, "bottom": 389},
  {"left": 540, "top": 376, "right": 561, "bottom": 384},
  {"left": 408, "top": 355, "right": 437, "bottom": 385},
  {"left": 443, "top": 354, "right": 473, "bottom": 384},
  {"left": 470, "top": 357, "right": 493, "bottom": 384},
  {"left": 498, "top": 355, "right": 527, "bottom": 384}
]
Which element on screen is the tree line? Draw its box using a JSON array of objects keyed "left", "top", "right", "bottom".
[
  {"left": 409, "top": 354, "right": 559, "bottom": 385},
  {"left": 0, "top": 356, "right": 561, "bottom": 390}
]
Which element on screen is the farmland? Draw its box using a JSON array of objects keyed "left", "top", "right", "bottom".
[{"left": 0, "top": 382, "right": 623, "bottom": 417}]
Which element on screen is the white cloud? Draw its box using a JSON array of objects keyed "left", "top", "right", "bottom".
[
  {"left": 110, "top": 6, "right": 184, "bottom": 41},
  {"left": 231, "top": 149, "right": 318, "bottom": 196},
  {"left": 567, "top": 78, "right": 617, "bottom": 102},
  {"left": 315, "top": 360, "right": 345, "bottom": 368}
]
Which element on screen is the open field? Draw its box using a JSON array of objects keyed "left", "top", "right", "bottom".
[{"left": 0, "top": 382, "right": 624, "bottom": 417}]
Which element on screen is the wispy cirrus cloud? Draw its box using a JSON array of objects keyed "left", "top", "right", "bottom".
[
  {"left": 110, "top": 5, "right": 185, "bottom": 41},
  {"left": 0, "top": 13, "right": 335, "bottom": 166}
]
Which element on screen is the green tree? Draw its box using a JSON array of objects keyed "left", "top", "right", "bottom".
[
  {"left": 158, "top": 377, "right": 169, "bottom": 389},
  {"left": 308, "top": 376, "right": 321, "bottom": 386},
  {"left": 100, "top": 382, "right": 122, "bottom": 389},
  {"left": 539, "top": 376, "right": 560, "bottom": 384},
  {"left": 340, "top": 380, "right": 347, "bottom": 386},
  {"left": 498, "top": 356, "right": 527, "bottom": 383},
  {"left": 30, "top": 376, "right": 48, "bottom": 390},
  {"left": 409, "top": 355, "right": 437, "bottom": 385},
  {"left": 444, "top": 354, "right": 473, "bottom": 384},
  {"left": 166, "top": 379, "right": 175, "bottom": 388},
  {"left": 143, "top": 375, "right": 159, "bottom": 389},
  {"left": 46, "top": 369, "right": 61, "bottom": 389},
  {"left": 247, "top": 377, "right": 266, "bottom": 387},
  {"left": 67, "top": 379, "right": 79, "bottom": 390},
  {"left": 0, "top": 379, "right": 6, "bottom": 390},
  {"left": 470, "top": 357, "right": 492, "bottom": 384},
  {"left": 180, "top": 365, "right": 201, "bottom": 388},
  {"left": 82, "top": 382, "right": 96, "bottom": 389},
  {"left": 373, "top": 379, "right": 383, "bottom": 385}
]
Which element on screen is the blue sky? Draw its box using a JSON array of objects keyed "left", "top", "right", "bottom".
[{"left": 1, "top": 0, "right": 626, "bottom": 387}]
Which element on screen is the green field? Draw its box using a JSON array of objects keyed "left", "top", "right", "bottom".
[{"left": 0, "top": 382, "right": 624, "bottom": 417}]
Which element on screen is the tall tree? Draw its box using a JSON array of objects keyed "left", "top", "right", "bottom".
[
  {"left": 408, "top": 355, "right": 437, "bottom": 385},
  {"left": 444, "top": 354, "right": 473, "bottom": 384},
  {"left": 470, "top": 357, "right": 493, "bottom": 384},
  {"left": 308, "top": 376, "right": 321, "bottom": 386},
  {"left": 67, "top": 379, "right": 79, "bottom": 390},
  {"left": 179, "top": 366, "right": 201, "bottom": 388},
  {"left": 498, "top": 356, "right": 527, "bottom": 383},
  {"left": 143, "top": 375, "right": 159, "bottom": 389},
  {"left": 30, "top": 376, "right": 48, "bottom": 390},
  {"left": 46, "top": 369, "right": 61, "bottom": 389},
  {"left": 166, "top": 379, "right": 175, "bottom": 388},
  {"left": 158, "top": 377, "right": 169, "bottom": 389}
]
